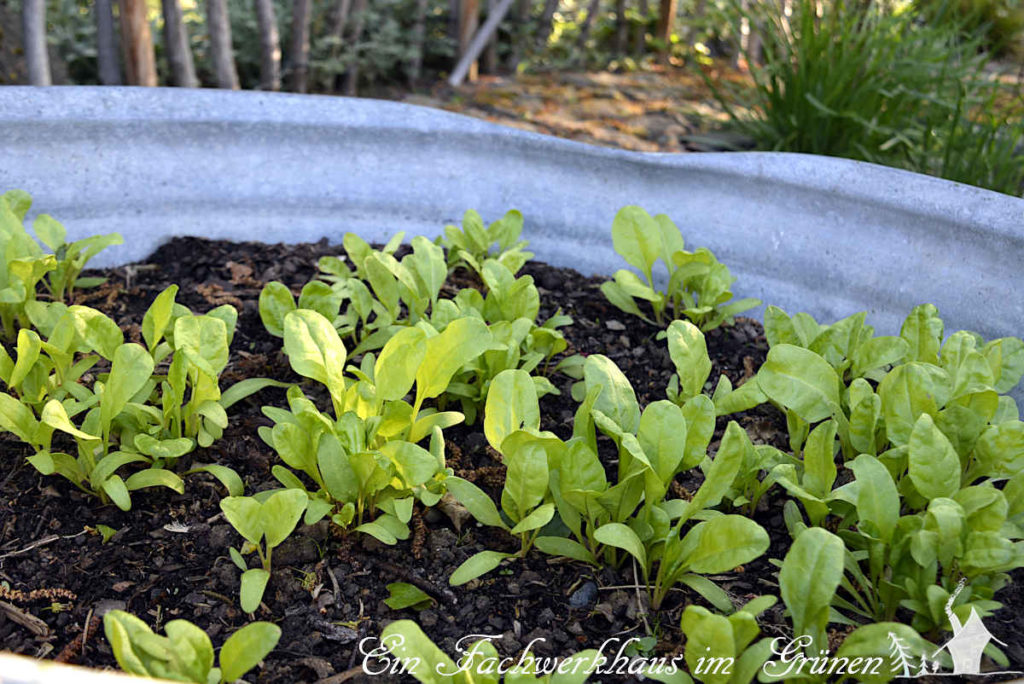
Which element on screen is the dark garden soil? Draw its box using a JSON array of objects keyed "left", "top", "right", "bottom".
[{"left": 1, "top": 237, "right": 1023, "bottom": 683}]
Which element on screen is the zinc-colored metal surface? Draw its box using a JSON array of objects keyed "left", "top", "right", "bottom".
[
  {"left": 1, "top": 86, "right": 1022, "bottom": 360},
  {"left": 0, "top": 653, "right": 167, "bottom": 683}
]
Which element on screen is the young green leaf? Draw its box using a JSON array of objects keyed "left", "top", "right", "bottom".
[
  {"left": 240, "top": 568, "right": 270, "bottom": 613},
  {"left": 779, "top": 527, "right": 845, "bottom": 649},
  {"left": 219, "top": 621, "right": 282, "bottom": 683},
  {"left": 450, "top": 550, "right": 513, "bottom": 586},
  {"left": 756, "top": 344, "right": 840, "bottom": 423},
  {"left": 908, "top": 413, "right": 961, "bottom": 499},
  {"left": 484, "top": 368, "right": 540, "bottom": 451},
  {"left": 665, "top": 319, "right": 712, "bottom": 401}
]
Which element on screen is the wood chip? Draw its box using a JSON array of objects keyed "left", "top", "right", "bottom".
[{"left": 0, "top": 600, "right": 49, "bottom": 636}]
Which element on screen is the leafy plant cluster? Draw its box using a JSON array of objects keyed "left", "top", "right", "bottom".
[
  {"left": 0, "top": 189, "right": 122, "bottom": 341},
  {"left": 601, "top": 206, "right": 760, "bottom": 331},
  {"left": 448, "top": 321, "right": 770, "bottom": 617},
  {"left": 0, "top": 190, "right": 287, "bottom": 679},
  {"left": 0, "top": 287, "right": 278, "bottom": 509},
  {"left": 259, "top": 210, "right": 575, "bottom": 424},
  {"left": 6, "top": 195, "right": 1024, "bottom": 682},
  {"left": 0, "top": 191, "right": 285, "bottom": 511},
  {"left": 723, "top": 303, "right": 1024, "bottom": 664}
]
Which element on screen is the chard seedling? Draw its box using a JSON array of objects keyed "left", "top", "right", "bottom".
[
  {"left": 645, "top": 596, "right": 778, "bottom": 684},
  {"left": 600, "top": 206, "right": 759, "bottom": 330},
  {"left": 0, "top": 190, "right": 121, "bottom": 341},
  {"left": 439, "top": 208, "right": 533, "bottom": 278},
  {"left": 437, "top": 259, "right": 574, "bottom": 423},
  {"left": 262, "top": 309, "right": 490, "bottom": 543},
  {"left": 773, "top": 527, "right": 943, "bottom": 683},
  {"left": 104, "top": 609, "right": 280, "bottom": 684},
  {"left": 220, "top": 488, "right": 308, "bottom": 613},
  {"left": 446, "top": 429, "right": 561, "bottom": 585},
  {"left": 32, "top": 211, "right": 123, "bottom": 303}
]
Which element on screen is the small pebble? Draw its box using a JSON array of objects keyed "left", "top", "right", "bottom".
[{"left": 569, "top": 581, "right": 598, "bottom": 608}]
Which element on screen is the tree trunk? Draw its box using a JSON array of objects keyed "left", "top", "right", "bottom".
[
  {"left": 254, "top": 0, "right": 281, "bottom": 90},
  {"left": 614, "top": 0, "right": 628, "bottom": 57},
  {"left": 575, "top": 0, "right": 601, "bottom": 52},
  {"left": 22, "top": 0, "right": 50, "bottom": 85},
  {"left": 95, "top": 0, "right": 121, "bottom": 84},
  {"left": 162, "top": 0, "right": 198, "bottom": 87},
  {"left": 536, "top": 0, "right": 558, "bottom": 49},
  {"left": 449, "top": 0, "right": 514, "bottom": 85},
  {"left": 687, "top": 0, "right": 705, "bottom": 46},
  {"left": 120, "top": 0, "right": 157, "bottom": 85},
  {"left": 323, "top": 0, "right": 352, "bottom": 91},
  {"left": 206, "top": 0, "right": 239, "bottom": 89},
  {"left": 508, "top": 0, "right": 530, "bottom": 69},
  {"left": 482, "top": 0, "right": 498, "bottom": 73},
  {"left": 448, "top": 0, "right": 460, "bottom": 44},
  {"left": 408, "top": 0, "right": 429, "bottom": 84},
  {"left": 289, "top": 0, "right": 312, "bottom": 92},
  {"left": 457, "top": 0, "right": 480, "bottom": 82},
  {"left": 655, "top": 0, "right": 676, "bottom": 62},
  {"left": 633, "top": 0, "right": 648, "bottom": 60},
  {"left": 342, "top": 0, "right": 368, "bottom": 96}
]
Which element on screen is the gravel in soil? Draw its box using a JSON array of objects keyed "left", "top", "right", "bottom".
[{"left": 1, "top": 237, "right": 1021, "bottom": 683}]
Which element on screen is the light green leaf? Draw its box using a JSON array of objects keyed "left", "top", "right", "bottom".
[
  {"left": 583, "top": 354, "right": 641, "bottom": 433},
  {"left": 756, "top": 344, "right": 840, "bottom": 423},
  {"left": 258, "top": 282, "right": 297, "bottom": 338},
  {"left": 682, "top": 515, "right": 769, "bottom": 573},
  {"left": 239, "top": 569, "right": 270, "bottom": 613},
  {"left": 283, "top": 309, "right": 347, "bottom": 394},
  {"left": 260, "top": 489, "right": 308, "bottom": 549},
  {"left": 665, "top": 320, "right": 712, "bottom": 400},
  {"left": 848, "top": 454, "right": 900, "bottom": 543},
  {"left": 219, "top": 378, "right": 291, "bottom": 411},
  {"left": 100, "top": 344, "right": 155, "bottom": 435},
  {"left": 142, "top": 285, "right": 179, "bottom": 351},
  {"left": 384, "top": 582, "right": 435, "bottom": 611},
  {"left": 374, "top": 326, "right": 428, "bottom": 401},
  {"left": 908, "top": 413, "right": 961, "bottom": 499},
  {"left": 220, "top": 497, "right": 263, "bottom": 546},
  {"left": 900, "top": 304, "right": 944, "bottom": 364},
  {"left": 124, "top": 469, "right": 185, "bottom": 494},
  {"left": 445, "top": 476, "right": 509, "bottom": 530},
  {"left": 379, "top": 620, "right": 460, "bottom": 684},
  {"left": 594, "top": 523, "right": 647, "bottom": 571},
  {"left": 484, "top": 369, "right": 540, "bottom": 452},
  {"left": 417, "top": 317, "right": 492, "bottom": 400},
  {"left": 509, "top": 502, "right": 555, "bottom": 534},
  {"left": 189, "top": 464, "right": 244, "bottom": 496},
  {"left": 611, "top": 205, "right": 661, "bottom": 278},
  {"left": 779, "top": 527, "right": 844, "bottom": 645},
  {"left": 450, "top": 550, "right": 513, "bottom": 586}
]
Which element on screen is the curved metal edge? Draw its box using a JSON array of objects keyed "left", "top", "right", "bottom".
[
  {"left": 0, "top": 653, "right": 166, "bottom": 683},
  {"left": 1, "top": 87, "right": 1022, "bottom": 386}
]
